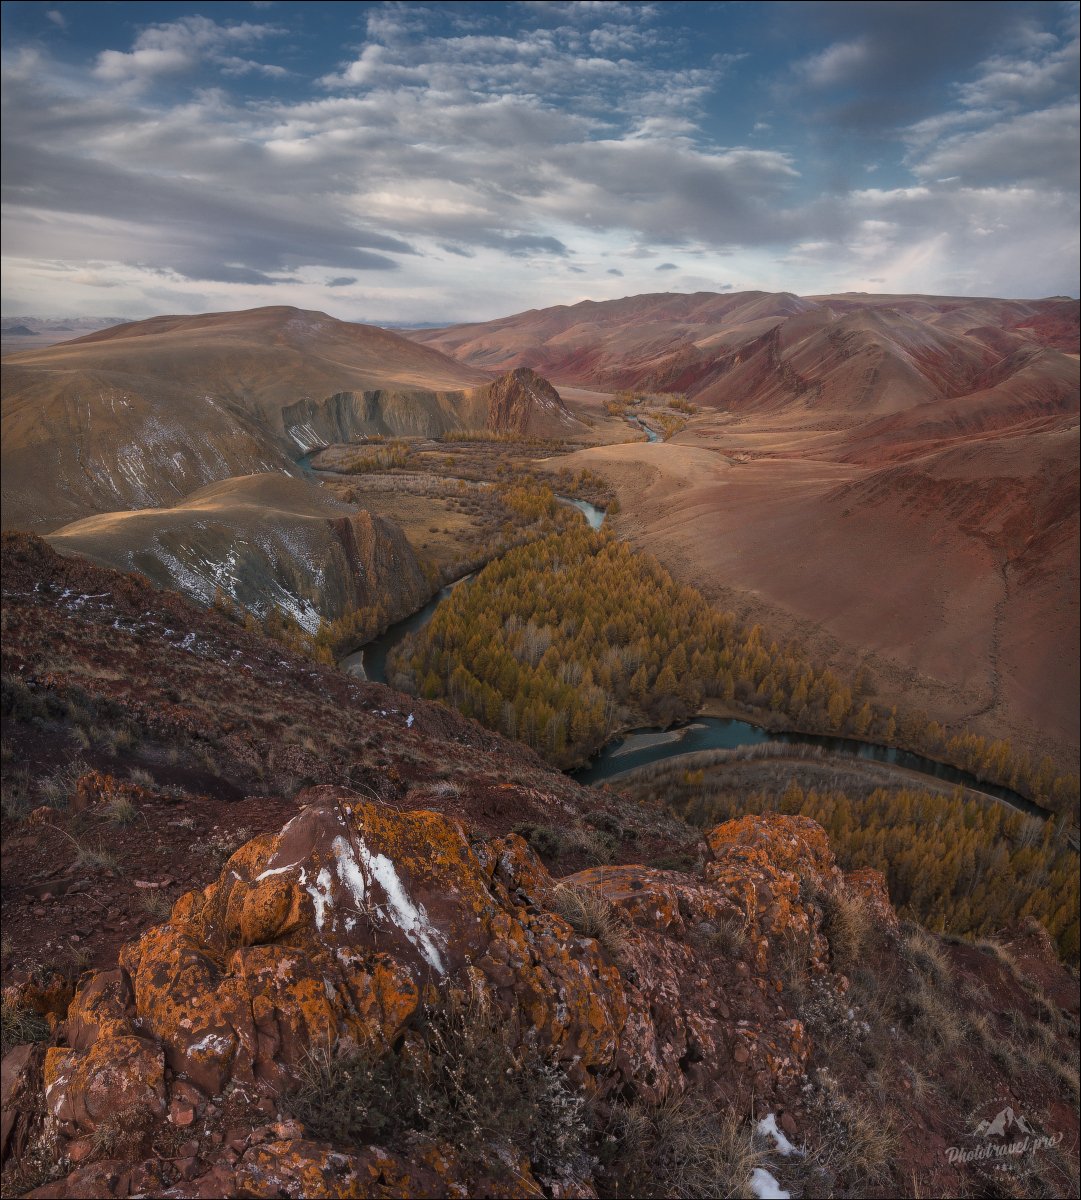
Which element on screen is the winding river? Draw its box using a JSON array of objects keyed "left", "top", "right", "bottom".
[{"left": 337, "top": 491, "right": 1041, "bottom": 817}]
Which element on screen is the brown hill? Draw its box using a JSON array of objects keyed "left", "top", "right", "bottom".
[
  {"left": 1, "top": 307, "right": 490, "bottom": 531},
  {"left": 481, "top": 367, "right": 584, "bottom": 436},
  {"left": 46, "top": 473, "right": 428, "bottom": 630},
  {"left": 1, "top": 534, "right": 1077, "bottom": 1199},
  {"left": 413, "top": 290, "right": 1079, "bottom": 423}
]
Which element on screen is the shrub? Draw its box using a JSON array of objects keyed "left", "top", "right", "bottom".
[
  {"left": 287, "top": 993, "right": 589, "bottom": 1183},
  {"left": 0, "top": 999, "right": 50, "bottom": 1058}
]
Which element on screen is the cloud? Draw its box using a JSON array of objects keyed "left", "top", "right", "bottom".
[
  {"left": 800, "top": 38, "right": 872, "bottom": 88},
  {"left": 783, "top": 1, "right": 1053, "bottom": 131},
  {"left": 45, "top": 10, "right": 66, "bottom": 30},
  {"left": 911, "top": 102, "right": 1079, "bottom": 191},
  {"left": 93, "top": 15, "right": 284, "bottom": 87},
  {"left": 1, "top": 0, "right": 1077, "bottom": 317}
]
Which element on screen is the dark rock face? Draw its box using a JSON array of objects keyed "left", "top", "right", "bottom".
[{"left": 484, "top": 368, "right": 575, "bottom": 435}]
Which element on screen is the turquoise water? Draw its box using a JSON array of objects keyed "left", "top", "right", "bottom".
[
  {"left": 569, "top": 716, "right": 1042, "bottom": 815},
  {"left": 630, "top": 416, "right": 662, "bottom": 443}
]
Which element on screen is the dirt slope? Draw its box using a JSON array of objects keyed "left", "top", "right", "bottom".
[{"left": 46, "top": 473, "right": 429, "bottom": 630}]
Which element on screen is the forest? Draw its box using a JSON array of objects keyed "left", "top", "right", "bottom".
[{"left": 386, "top": 521, "right": 1080, "bottom": 819}]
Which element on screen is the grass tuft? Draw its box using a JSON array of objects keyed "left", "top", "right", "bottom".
[
  {"left": 1, "top": 998, "right": 50, "bottom": 1058},
  {"left": 550, "top": 881, "right": 629, "bottom": 961}
]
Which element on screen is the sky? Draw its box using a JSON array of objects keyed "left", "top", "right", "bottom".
[{"left": 1, "top": 0, "right": 1078, "bottom": 323}]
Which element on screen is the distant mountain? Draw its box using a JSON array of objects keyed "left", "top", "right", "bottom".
[
  {"left": 1, "top": 306, "right": 491, "bottom": 531},
  {"left": 411, "top": 290, "right": 1079, "bottom": 424}
]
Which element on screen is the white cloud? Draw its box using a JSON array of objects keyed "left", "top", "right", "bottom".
[
  {"left": 93, "top": 15, "right": 283, "bottom": 87},
  {"left": 912, "top": 102, "right": 1079, "bottom": 190},
  {"left": 800, "top": 38, "right": 871, "bottom": 88}
]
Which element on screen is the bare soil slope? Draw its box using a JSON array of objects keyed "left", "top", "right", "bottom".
[{"left": 46, "top": 473, "right": 429, "bottom": 630}]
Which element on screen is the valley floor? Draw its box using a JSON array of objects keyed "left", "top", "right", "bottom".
[{"left": 546, "top": 394, "right": 1079, "bottom": 774}]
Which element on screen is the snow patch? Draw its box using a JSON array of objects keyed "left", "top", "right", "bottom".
[
  {"left": 332, "top": 834, "right": 446, "bottom": 974},
  {"left": 757, "top": 1113, "right": 799, "bottom": 1156},
  {"left": 750, "top": 1168, "right": 790, "bottom": 1199},
  {"left": 307, "top": 867, "right": 334, "bottom": 931},
  {"left": 188, "top": 1033, "right": 234, "bottom": 1056}
]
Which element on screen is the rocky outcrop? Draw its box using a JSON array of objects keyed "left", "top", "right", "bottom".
[
  {"left": 47, "top": 475, "right": 429, "bottom": 632},
  {"left": 4, "top": 797, "right": 897, "bottom": 1197},
  {"left": 482, "top": 368, "right": 580, "bottom": 436}
]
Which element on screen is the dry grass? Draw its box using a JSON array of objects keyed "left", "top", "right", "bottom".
[
  {"left": 549, "top": 881, "right": 629, "bottom": 961},
  {"left": 103, "top": 795, "right": 138, "bottom": 825},
  {"left": 604, "top": 1092, "right": 767, "bottom": 1199},
  {"left": 0, "top": 998, "right": 50, "bottom": 1057},
  {"left": 36, "top": 757, "right": 89, "bottom": 808},
  {"left": 137, "top": 891, "right": 175, "bottom": 922},
  {"left": 694, "top": 912, "right": 748, "bottom": 959},
  {"left": 902, "top": 924, "right": 953, "bottom": 988},
  {"left": 807, "top": 1071, "right": 898, "bottom": 1191},
  {"left": 824, "top": 889, "right": 874, "bottom": 972},
  {"left": 907, "top": 974, "right": 966, "bottom": 1058}
]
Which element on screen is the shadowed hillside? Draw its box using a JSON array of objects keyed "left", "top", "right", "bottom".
[{"left": 1, "top": 534, "right": 1078, "bottom": 1200}]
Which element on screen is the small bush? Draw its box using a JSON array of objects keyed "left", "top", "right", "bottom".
[
  {"left": 550, "top": 881, "right": 629, "bottom": 961},
  {"left": 287, "top": 993, "right": 589, "bottom": 1183},
  {"left": 89, "top": 1103, "right": 150, "bottom": 1160},
  {"left": 1, "top": 999, "right": 50, "bottom": 1058}
]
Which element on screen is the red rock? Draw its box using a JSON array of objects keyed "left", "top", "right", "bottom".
[
  {"left": 168, "top": 1098, "right": 195, "bottom": 1127},
  {"left": 1, "top": 1043, "right": 45, "bottom": 1165}
]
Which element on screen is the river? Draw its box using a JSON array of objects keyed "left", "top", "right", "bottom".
[{"left": 336, "top": 492, "right": 1040, "bottom": 816}]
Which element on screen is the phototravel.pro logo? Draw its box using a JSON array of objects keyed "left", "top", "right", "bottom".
[{"left": 947, "top": 1099, "right": 1063, "bottom": 1173}]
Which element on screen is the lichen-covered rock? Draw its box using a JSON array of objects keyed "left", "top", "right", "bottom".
[
  {"left": 1, "top": 1043, "right": 45, "bottom": 1165},
  {"left": 111, "top": 790, "right": 625, "bottom": 1098},
  {"left": 25, "top": 801, "right": 899, "bottom": 1197},
  {"left": 704, "top": 812, "right": 842, "bottom": 974}
]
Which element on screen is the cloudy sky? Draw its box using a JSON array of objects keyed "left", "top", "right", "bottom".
[{"left": 2, "top": 0, "right": 1078, "bottom": 323}]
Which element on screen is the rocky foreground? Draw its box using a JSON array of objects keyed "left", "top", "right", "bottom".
[{"left": 1, "top": 533, "right": 1079, "bottom": 1198}]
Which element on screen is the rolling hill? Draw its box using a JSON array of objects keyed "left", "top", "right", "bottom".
[
  {"left": 46, "top": 473, "right": 429, "bottom": 631},
  {"left": 412, "top": 290, "right": 1079, "bottom": 423},
  {"left": 1, "top": 306, "right": 491, "bottom": 531}
]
